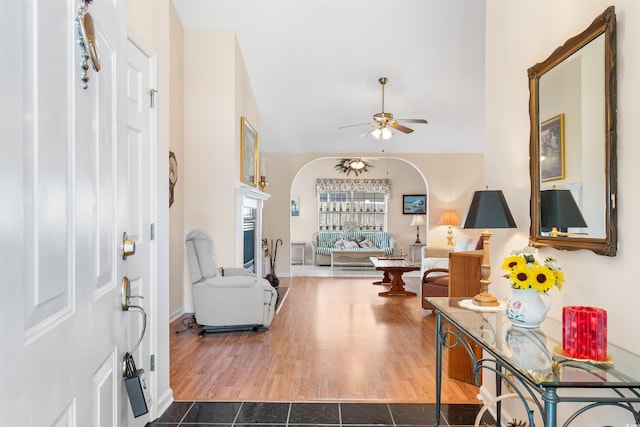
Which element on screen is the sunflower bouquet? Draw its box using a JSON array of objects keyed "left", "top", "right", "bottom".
[{"left": 502, "top": 246, "right": 564, "bottom": 293}]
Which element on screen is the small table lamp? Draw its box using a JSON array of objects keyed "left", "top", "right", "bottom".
[
  {"left": 463, "top": 189, "right": 517, "bottom": 306},
  {"left": 410, "top": 214, "right": 426, "bottom": 244},
  {"left": 540, "top": 189, "right": 587, "bottom": 237},
  {"left": 438, "top": 210, "right": 461, "bottom": 246}
]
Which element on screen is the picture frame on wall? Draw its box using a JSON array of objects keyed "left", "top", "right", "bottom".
[
  {"left": 241, "top": 116, "right": 258, "bottom": 186},
  {"left": 540, "top": 114, "right": 565, "bottom": 182},
  {"left": 402, "top": 194, "right": 426, "bottom": 214},
  {"left": 291, "top": 196, "right": 300, "bottom": 217}
]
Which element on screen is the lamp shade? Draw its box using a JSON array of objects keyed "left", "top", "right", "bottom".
[
  {"left": 463, "top": 190, "right": 517, "bottom": 229},
  {"left": 438, "top": 210, "right": 461, "bottom": 226},
  {"left": 540, "top": 189, "right": 587, "bottom": 229},
  {"left": 410, "top": 215, "right": 425, "bottom": 226}
]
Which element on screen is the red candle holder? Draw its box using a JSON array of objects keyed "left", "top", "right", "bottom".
[{"left": 562, "top": 306, "right": 607, "bottom": 361}]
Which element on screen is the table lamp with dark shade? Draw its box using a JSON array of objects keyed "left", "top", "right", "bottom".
[
  {"left": 540, "top": 189, "right": 587, "bottom": 237},
  {"left": 463, "top": 189, "right": 517, "bottom": 306}
]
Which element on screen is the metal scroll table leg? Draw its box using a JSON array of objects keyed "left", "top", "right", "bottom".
[
  {"left": 496, "top": 362, "right": 502, "bottom": 426},
  {"left": 435, "top": 311, "right": 442, "bottom": 426}
]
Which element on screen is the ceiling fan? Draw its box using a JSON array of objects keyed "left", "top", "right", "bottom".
[{"left": 339, "top": 77, "right": 428, "bottom": 140}]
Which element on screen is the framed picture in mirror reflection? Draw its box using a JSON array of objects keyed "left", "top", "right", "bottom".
[{"left": 540, "top": 114, "right": 565, "bottom": 182}]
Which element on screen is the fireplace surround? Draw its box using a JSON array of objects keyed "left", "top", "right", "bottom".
[{"left": 235, "top": 186, "right": 270, "bottom": 277}]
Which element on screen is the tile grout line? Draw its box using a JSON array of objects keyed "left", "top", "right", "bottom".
[
  {"left": 232, "top": 401, "right": 245, "bottom": 426},
  {"left": 177, "top": 401, "right": 196, "bottom": 426},
  {"left": 286, "top": 401, "right": 292, "bottom": 426},
  {"left": 386, "top": 403, "right": 396, "bottom": 427}
]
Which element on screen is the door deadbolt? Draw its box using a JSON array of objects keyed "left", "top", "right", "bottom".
[{"left": 122, "top": 232, "right": 136, "bottom": 260}]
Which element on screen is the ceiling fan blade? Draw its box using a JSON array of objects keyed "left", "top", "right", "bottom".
[
  {"left": 396, "top": 118, "right": 428, "bottom": 124},
  {"left": 338, "top": 122, "right": 371, "bottom": 129},
  {"left": 390, "top": 122, "right": 414, "bottom": 134}
]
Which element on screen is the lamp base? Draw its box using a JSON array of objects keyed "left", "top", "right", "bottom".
[
  {"left": 446, "top": 226, "right": 454, "bottom": 246},
  {"left": 472, "top": 291, "right": 500, "bottom": 307}
]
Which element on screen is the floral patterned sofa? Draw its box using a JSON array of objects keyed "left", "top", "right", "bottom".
[{"left": 311, "top": 231, "right": 396, "bottom": 266}]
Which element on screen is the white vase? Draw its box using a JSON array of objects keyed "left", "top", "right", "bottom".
[{"left": 505, "top": 287, "right": 552, "bottom": 328}]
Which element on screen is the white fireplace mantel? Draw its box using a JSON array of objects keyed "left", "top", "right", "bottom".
[{"left": 235, "top": 186, "right": 270, "bottom": 277}]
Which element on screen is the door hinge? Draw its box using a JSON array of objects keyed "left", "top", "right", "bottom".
[
  {"left": 150, "top": 354, "right": 155, "bottom": 372},
  {"left": 149, "top": 89, "right": 158, "bottom": 108},
  {"left": 150, "top": 223, "right": 155, "bottom": 241}
]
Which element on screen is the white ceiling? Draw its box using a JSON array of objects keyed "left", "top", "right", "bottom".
[{"left": 172, "top": 0, "right": 487, "bottom": 154}]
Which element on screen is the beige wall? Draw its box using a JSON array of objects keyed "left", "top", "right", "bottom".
[
  {"left": 182, "top": 30, "right": 259, "bottom": 311},
  {"left": 168, "top": 4, "right": 186, "bottom": 320},
  {"left": 485, "top": 1, "right": 640, "bottom": 423},
  {"left": 129, "top": 0, "right": 186, "bottom": 319},
  {"left": 263, "top": 153, "right": 484, "bottom": 274}
]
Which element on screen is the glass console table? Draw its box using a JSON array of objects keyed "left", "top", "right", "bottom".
[{"left": 429, "top": 297, "right": 640, "bottom": 426}]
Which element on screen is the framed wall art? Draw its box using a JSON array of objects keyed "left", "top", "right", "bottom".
[
  {"left": 241, "top": 116, "right": 258, "bottom": 186},
  {"left": 540, "top": 114, "right": 565, "bottom": 182},
  {"left": 402, "top": 194, "right": 426, "bottom": 214},
  {"left": 291, "top": 196, "right": 300, "bottom": 217}
]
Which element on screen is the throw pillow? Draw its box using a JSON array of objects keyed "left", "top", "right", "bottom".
[
  {"left": 334, "top": 236, "right": 345, "bottom": 249},
  {"left": 360, "top": 239, "right": 376, "bottom": 249},
  {"left": 344, "top": 240, "right": 359, "bottom": 249}
]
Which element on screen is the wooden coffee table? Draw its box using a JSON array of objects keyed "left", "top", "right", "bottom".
[{"left": 370, "top": 257, "right": 419, "bottom": 297}]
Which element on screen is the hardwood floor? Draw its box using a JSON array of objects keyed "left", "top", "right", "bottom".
[{"left": 170, "top": 275, "right": 481, "bottom": 404}]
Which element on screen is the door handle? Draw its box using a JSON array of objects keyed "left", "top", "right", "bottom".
[
  {"left": 122, "top": 232, "right": 136, "bottom": 260},
  {"left": 121, "top": 276, "right": 147, "bottom": 355}
]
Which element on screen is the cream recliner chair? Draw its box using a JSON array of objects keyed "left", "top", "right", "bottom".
[{"left": 185, "top": 229, "right": 277, "bottom": 334}]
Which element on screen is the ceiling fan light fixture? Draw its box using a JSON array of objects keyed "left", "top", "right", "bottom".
[
  {"left": 350, "top": 159, "right": 365, "bottom": 170},
  {"left": 339, "top": 77, "right": 428, "bottom": 138},
  {"left": 335, "top": 158, "right": 373, "bottom": 176}
]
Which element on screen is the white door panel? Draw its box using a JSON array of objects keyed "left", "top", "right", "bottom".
[{"left": 0, "top": 0, "right": 150, "bottom": 425}]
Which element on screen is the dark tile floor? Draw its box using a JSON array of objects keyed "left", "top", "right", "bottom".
[{"left": 147, "top": 401, "right": 496, "bottom": 427}]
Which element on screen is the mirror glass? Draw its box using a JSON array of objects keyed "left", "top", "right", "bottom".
[{"left": 529, "top": 7, "right": 617, "bottom": 256}]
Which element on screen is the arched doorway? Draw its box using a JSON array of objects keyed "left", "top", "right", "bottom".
[{"left": 289, "top": 156, "right": 429, "bottom": 275}]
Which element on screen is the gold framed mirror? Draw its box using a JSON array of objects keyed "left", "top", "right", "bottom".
[{"left": 528, "top": 6, "right": 617, "bottom": 256}]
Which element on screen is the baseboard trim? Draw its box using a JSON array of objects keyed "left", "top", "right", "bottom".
[
  {"left": 155, "top": 387, "right": 174, "bottom": 422},
  {"left": 170, "top": 307, "right": 185, "bottom": 323}
]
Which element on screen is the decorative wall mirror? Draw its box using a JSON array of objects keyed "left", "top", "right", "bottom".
[{"left": 529, "top": 6, "right": 617, "bottom": 256}]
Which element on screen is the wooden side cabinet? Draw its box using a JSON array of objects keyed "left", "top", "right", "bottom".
[{"left": 447, "top": 250, "right": 484, "bottom": 385}]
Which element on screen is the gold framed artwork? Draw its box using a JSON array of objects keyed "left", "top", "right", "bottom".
[
  {"left": 540, "top": 114, "right": 565, "bottom": 182},
  {"left": 241, "top": 116, "right": 258, "bottom": 186}
]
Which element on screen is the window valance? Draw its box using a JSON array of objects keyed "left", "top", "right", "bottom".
[{"left": 315, "top": 178, "right": 391, "bottom": 195}]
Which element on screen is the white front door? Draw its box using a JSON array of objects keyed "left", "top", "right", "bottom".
[{"left": 0, "top": 0, "right": 153, "bottom": 425}]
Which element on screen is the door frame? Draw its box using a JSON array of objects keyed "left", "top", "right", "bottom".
[{"left": 126, "top": 29, "right": 166, "bottom": 421}]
